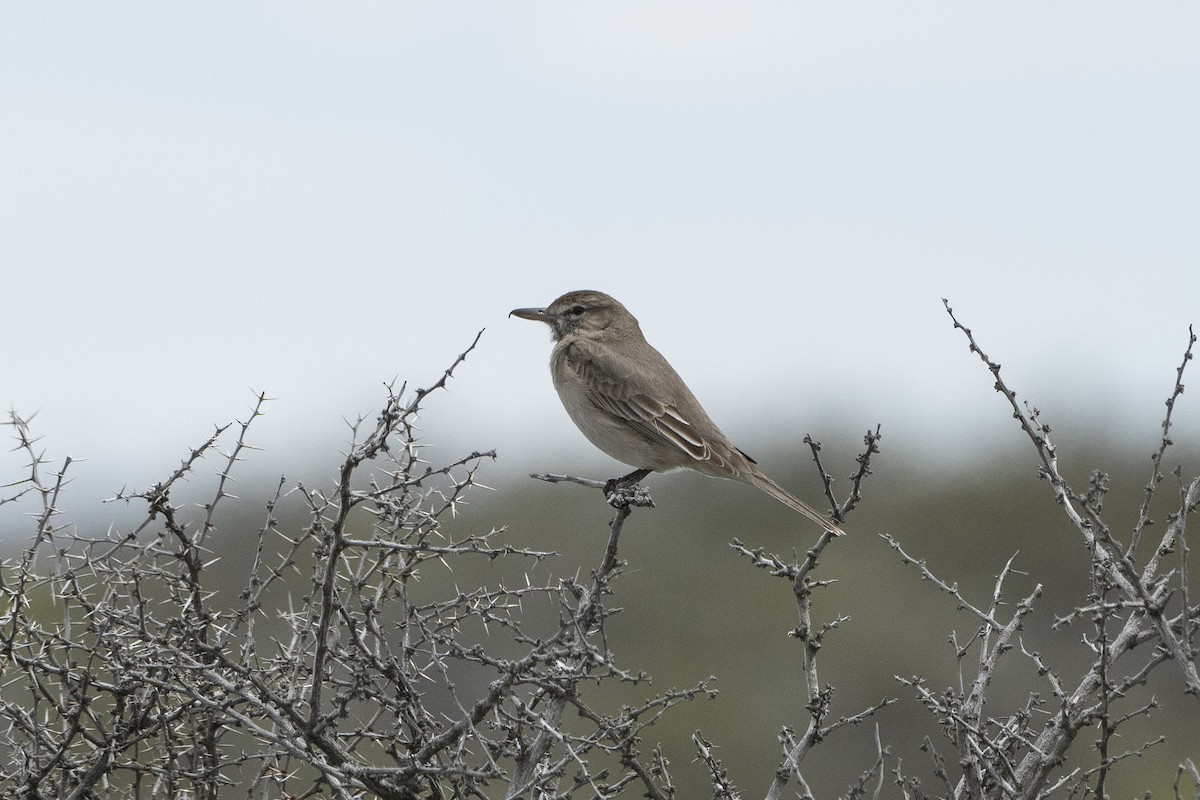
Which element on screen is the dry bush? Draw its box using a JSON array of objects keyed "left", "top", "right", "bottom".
[{"left": 2, "top": 310, "right": 1197, "bottom": 800}]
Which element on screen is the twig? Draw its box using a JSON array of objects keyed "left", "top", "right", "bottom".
[{"left": 1131, "top": 325, "right": 1195, "bottom": 555}]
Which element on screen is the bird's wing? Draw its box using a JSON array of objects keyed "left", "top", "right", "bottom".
[
  {"left": 564, "top": 339, "right": 745, "bottom": 474},
  {"left": 562, "top": 338, "right": 845, "bottom": 534}
]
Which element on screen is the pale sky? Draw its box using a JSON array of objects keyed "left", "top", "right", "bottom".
[{"left": 3, "top": 4, "right": 1198, "bottom": 508}]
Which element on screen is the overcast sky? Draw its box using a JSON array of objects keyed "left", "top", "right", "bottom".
[{"left": 3, "top": 4, "right": 1198, "bottom": 508}]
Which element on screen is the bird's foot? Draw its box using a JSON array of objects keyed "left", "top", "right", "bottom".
[
  {"left": 603, "top": 469, "right": 655, "bottom": 509},
  {"left": 604, "top": 481, "right": 656, "bottom": 509}
]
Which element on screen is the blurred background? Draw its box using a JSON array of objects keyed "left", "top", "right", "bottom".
[{"left": 2, "top": 4, "right": 1198, "bottom": 797}]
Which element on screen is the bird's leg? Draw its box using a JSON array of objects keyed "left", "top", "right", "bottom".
[
  {"left": 603, "top": 467, "right": 651, "bottom": 497},
  {"left": 603, "top": 468, "right": 655, "bottom": 509}
]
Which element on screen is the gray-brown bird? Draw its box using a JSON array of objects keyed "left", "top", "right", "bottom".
[{"left": 511, "top": 290, "right": 845, "bottom": 535}]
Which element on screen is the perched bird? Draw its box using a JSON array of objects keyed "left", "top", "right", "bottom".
[{"left": 510, "top": 290, "right": 845, "bottom": 535}]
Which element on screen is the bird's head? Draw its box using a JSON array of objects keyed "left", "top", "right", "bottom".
[{"left": 510, "top": 290, "right": 637, "bottom": 342}]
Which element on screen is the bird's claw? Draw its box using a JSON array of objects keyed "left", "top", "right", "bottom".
[{"left": 604, "top": 479, "right": 656, "bottom": 509}]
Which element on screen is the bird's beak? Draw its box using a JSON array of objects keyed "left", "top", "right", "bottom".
[{"left": 509, "top": 306, "right": 551, "bottom": 323}]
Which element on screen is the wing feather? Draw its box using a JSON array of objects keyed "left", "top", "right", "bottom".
[
  {"left": 565, "top": 338, "right": 737, "bottom": 472},
  {"left": 557, "top": 334, "right": 845, "bottom": 534}
]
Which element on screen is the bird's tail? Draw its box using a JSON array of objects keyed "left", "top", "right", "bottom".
[{"left": 749, "top": 471, "right": 846, "bottom": 536}]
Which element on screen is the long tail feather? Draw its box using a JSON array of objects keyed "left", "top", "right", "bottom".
[{"left": 749, "top": 471, "right": 846, "bottom": 536}]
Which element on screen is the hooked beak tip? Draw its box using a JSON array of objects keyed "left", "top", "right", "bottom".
[{"left": 510, "top": 307, "right": 548, "bottom": 322}]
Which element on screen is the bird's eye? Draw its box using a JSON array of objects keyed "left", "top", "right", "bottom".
[{"left": 569, "top": 305, "right": 586, "bottom": 315}]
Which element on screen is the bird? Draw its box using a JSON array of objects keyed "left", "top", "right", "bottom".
[{"left": 510, "top": 290, "right": 845, "bottom": 536}]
